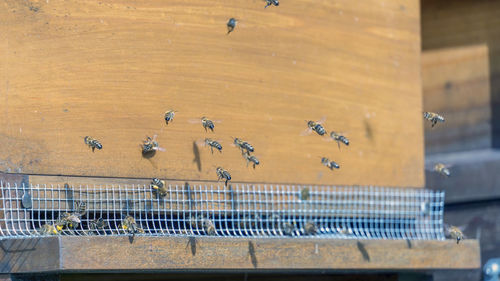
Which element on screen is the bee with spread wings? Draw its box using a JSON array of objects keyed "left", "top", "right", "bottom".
[
  {"left": 301, "top": 117, "right": 327, "bottom": 136},
  {"left": 188, "top": 117, "right": 222, "bottom": 132}
]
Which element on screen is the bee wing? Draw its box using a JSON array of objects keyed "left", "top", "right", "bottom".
[
  {"left": 213, "top": 119, "right": 223, "bottom": 124},
  {"left": 316, "top": 116, "right": 327, "bottom": 124},
  {"left": 188, "top": 119, "right": 202, "bottom": 124},
  {"left": 300, "top": 127, "right": 313, "bottom": 136},
  {"left": 195, "top": 139, "right": 207, "bottom": 147},
  {"left": 154, "top": 146, "right": 166, "bottom": 152}
]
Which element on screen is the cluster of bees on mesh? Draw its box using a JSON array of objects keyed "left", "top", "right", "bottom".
[{"left": 424, "top": 111, "right": 464, "bottom": 244}]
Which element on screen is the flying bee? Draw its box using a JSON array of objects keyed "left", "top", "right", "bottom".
[
  {"left": 434, "top": 163, "right": 451, "bottom": 177},
  {"left": 120, "top": 215, "right": 145, "bottom": 237},
  {"left": 321, "top": 157, "right": 340, "bottom": 170},
  {"left": 233, "top": 137, "right": 254, "bottom": 154},
  {"left": 264, "top": 0, "right": 279, "bottom": 8},
  {"left": 39, "top": 223, "right": 59, "bottom": 235},
  {"left": 301, "top": 117, "right": 327, "bottom": 136},
  {"left": 141, "top": 135, "right": 166, "bottom": 154},
  {"left": 216, "top": 167, "right": 231, "bottom": 186},
  {"left": 202, "top": 116, "right": 215, "bottom": 132},
  {"left": 300, "top": 188, "right": 310, "bottom": 201},
  {"left": 151, "top": 178, "right": 168, "bottom": 198},
  {"left": 227, "top": 18, "right": 237, "bottom": 34},
  {"left": 164, "top": 110, "right": 176, "bottom": 125},
  {"left": 84, "top": 136, "right": 102, "bottom": 152},
  {"left": 244, "top": 153, "right": 260, "bottom": 169},
  {"left": 423, "top": 112, "right": 445, "bottom": 127},
  {"left": 446, "top": 225, "right": 464, "bottom": 244},
  {"left": 205, "top": 138, "right": 222, "bottom": 154},
  {"left": 74, "top": 201, "right": 87, "bottom": 217},
  {"left": 330, "top": 132, "right": 349, "bottom": 149},
  {"left": 202, "top": 217, "right": 216, "bottom": 235},
  {"left": 304, "top": 221, "right": 318, "bottom": 235}
]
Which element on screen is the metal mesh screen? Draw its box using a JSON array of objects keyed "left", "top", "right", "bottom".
[{"left": 0, "top": 181, "right": 445, "bottom": 240}]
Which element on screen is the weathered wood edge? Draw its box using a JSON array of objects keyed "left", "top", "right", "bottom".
[{"left": 0, "top": 236, "right": 480, "bottom": 273}]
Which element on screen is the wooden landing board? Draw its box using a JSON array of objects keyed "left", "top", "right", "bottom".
[
  {"left": 0, "top": 0, "right": 423, "bottom": 187},
  {"left": 0, "top": 237, "right": 480, "bottom": 273}
]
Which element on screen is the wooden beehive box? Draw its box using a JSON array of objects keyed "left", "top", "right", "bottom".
[{"left": 0, "top": 0, "right": 424, "bottom": 188}]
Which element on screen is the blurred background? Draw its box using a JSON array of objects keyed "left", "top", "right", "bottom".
[{"left": 422, "top": 0, "right": 500, "bottom": 280}]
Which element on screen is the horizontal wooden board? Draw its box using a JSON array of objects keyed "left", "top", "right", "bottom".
[
  {"left": 422, "top": 45, "right": 491, "bottom": 154},
  {"left": 0, "top": 237, "right": 480, "bottom": 273},
  {"left": 421, "top": 0, "right": 500, "bottom": 151},
  {"left": 0, "top": 0, "right": 423, "bottom": 187}
]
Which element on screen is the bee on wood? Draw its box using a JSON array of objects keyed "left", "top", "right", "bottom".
[
  {"left": 302, "top": 117, "right": 327, "bottom": 136},
  {"left": 264, "top": 0, "right": 279, "bottom": 8},
  {"left": 434, "top": 163, "right": 451, "bottom": 177},
  {"left": 300, "top": 188, "right": 310, "bottom": 201},
  {"left": 321, "top": 157, "right": 340, "bottom": 170},
  {"left": 89, "top": 218, "right": 107, "bottom": 231},
  {"left": 120, "top": 215, "right": 145, "bottom": 237},
  {"left": 304, "top": 221, "right": 318, "bottom": 235},
  {"left": 227, "top": 18, "right": 237, "bottom": 34},
  {"left": 423, "top": 112, "right": 445, "bottom": 127},
  {"left": 141, "top": 135, "right": 165, "bottom": 154},
  {"left": 233, "top": 137, "right": 254, "bottom": 154},
  {"left": 446, "top": 225, "right": 464, "bottom": 244},
  {"left": 216, "top": 167, "right": 231, "bottom": 186},
  {"left": 84, "top": 136, "right": 102, "bottom": 152},
  {"left": 205, "top": 138, "right": 223, "bottom": 154},
  {"left": 151, "top": 178, "right": 168, "bottom": 198},
  {"left": 39, "top": 223, "right": 59, "bottom": 235},
  {"left": 202, "top": 217, "right": 216, "bottom": 235},
  {"left": 164, "top": 110, "right": 176, "bottom": 125},
  {"left": 330, "top": 132, "right": 349, "bottom": 149},
  {"left": 244, "top": 153, "right": 260, "bottom": 169},
  {"left": 282, "top": 221, "right": 296, "bottom": 236}
]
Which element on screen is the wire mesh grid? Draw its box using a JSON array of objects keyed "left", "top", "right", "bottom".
[{"left": 0, "top": 181, "right": 445, "bottom": 240}]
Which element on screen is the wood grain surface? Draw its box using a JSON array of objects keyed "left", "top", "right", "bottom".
[
  {"left": 421, "top": 0, "right": 500, "bottom": 152},
  {"left": 0, "top": 0, "right": 423, "bottom": 187},
  {"left": 0, "top": 237, "right": 480, "bottom": 273}
]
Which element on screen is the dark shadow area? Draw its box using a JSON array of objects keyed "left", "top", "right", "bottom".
[
  {"left": 248, "top": 241, "right": 258, "bottom": 268},
  {"left": 192, "top": 141, "right": 202, "bottom": 172},
  {"left": 186, "top": 236, "right": 197, "bottom": 256},
  {"left": 356, "top": 241, "right": 370, "bottom": 262}
]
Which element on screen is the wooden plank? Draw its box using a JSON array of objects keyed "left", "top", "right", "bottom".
[
  {"left": 422, "top": 45, "right": 491, "bottom": 154},
  {"left": 426, "top": 149, "right": 500, "bottom": 203},
  {"left": 421, "top": 0, "right": 500, "bottom": 150},
  {"left": 60, "top": 274, "right": 399, "bottom": 281},
  {"left": 0, "top": 238, "right": 60, "bottom": 273},
  {"left": 0, "top": 0, "right": 423, "bottom": 187},
  {"left": 0, "top": 237, "right": 481, "bottom": 273}
]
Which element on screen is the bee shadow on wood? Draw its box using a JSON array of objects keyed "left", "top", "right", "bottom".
[
  {"left": 406, "top": 239, "right": 412, "bottom": 249},
  {"left": 364, "top": 119, "right": 374, "bottom": 142},
  {"left": 192, "top": 141, "right": 202, "bottom": 172},
  {"left": 128, "top": 235, "right": 134, "bottom": 244},
  {"left": 141, "top": 150, "right": 158, "bottom": 169},
  {"left": 356, "top": 241, "right": 370, "bottom": 261},
  {"left": 248, "top": 241, "right": 258, "bottom": 268},
  {"left": 186, "top": 236, "right": 197, "bottom": 256}
]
